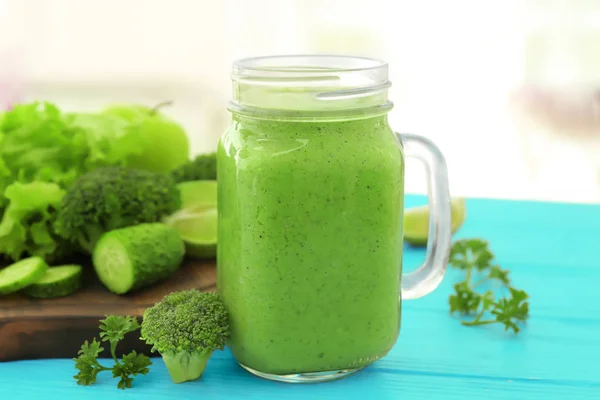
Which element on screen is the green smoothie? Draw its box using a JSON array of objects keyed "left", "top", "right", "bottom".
[{"left": 217, "top": 113, "right": 404, "bottom": 375}]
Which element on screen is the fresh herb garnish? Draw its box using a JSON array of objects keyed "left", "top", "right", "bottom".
[
  {"left": 73, "top": 315, "right": 151, "bottom": 389},
  {"left": 448, "top": 239, "right": 530, "bottom": 333}
]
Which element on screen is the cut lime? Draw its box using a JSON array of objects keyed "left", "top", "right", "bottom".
[
  {"left": 404, "top": 197, "right": 467, "bottom": 246},
  {"left": 164, "top": 180, "right": 218, "bottom": 259}
]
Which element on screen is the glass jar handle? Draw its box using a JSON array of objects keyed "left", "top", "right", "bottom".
[{"left": 397, "top": 133, "right": 452, "bottom": 300}]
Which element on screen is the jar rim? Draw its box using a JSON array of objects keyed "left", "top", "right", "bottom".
[
  {"left": 232, "top": 54, "right": 388, "bottom": 77},
  {"left": 229, "top": 54, "right": 392, "bottom": 118}
]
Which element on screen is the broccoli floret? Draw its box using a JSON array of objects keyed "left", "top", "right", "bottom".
[
  {"left": 55, "top": 167, "right": 180, "bottom": 254},
  {"left": 140, "top": 290, "right": 230, "bottom": 383},
  {"left": 171, "top": 152, "right": 216, "bottom": 183}
]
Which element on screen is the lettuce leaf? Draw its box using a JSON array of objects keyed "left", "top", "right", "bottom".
[
  {"left": 0, "top": 102, "right": 88, "bottom": 196},
  {"left": 0, "top": 154, "right": 10, "bottom": 211},
  {"left": 0, "top": 181, "right": 67, "bottom": 260},
  {"left": 0, "top": 102, "right": 143, "bottom": 195},
  {"left": 65, "top": 112, "right": 143, "bottom": 169}
]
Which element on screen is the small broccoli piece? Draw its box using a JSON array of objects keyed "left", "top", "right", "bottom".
[
  {"left": 171, "top": 152, "right": 216, "bottom": 183},
  {"left": 140, "top": 290, "right": 230, "bottom": 383},
  {"left": 55, "top": 167, "right": 180, "bottom": 253}
]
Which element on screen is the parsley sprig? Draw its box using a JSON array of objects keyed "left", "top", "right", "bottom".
[
  {"left": 73, "top": 315, "right": 152, "bottom": 389},
  {"left": 448, "top": 239, "right": 530, "bottom": 333}
]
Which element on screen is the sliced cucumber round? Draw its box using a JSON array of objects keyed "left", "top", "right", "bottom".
[
  {"left": 0, "top": 257, "right": 49, "bottom": 295},
  {"left": 23, "top": 265, "right": 83, "bottom": 299},
  {"left": 93, "top": 223, "right": 185, "bottom": 295}
]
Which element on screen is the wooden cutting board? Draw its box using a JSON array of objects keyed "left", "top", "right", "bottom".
[{"left": 0, "top": 258, "right": 216, "bottom": 362}]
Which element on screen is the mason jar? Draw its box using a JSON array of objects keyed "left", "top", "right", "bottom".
[{"left": 217, "top": 55, "right": 452, "bottom": 383}]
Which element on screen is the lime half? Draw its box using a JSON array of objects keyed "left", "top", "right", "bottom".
[
  {"left": 165, "top": 180, "right": 218, "bottom": 258},
  {"left": 404, "top": 197, "right": 467, "bottom": 246}
]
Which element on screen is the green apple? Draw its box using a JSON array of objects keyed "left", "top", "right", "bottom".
[{"left": 103, "top": 102, "right": 190, "bottom": 173}]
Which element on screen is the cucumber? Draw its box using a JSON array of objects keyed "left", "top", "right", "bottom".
[
  {"left": 93, "top": 223, "right": 185, "bottom": 294},
  {"left": 0, "top": 257, "right": 49, "bottom": 295},
  {"left": 23, "top": 265, "right": 83, "bottom": 299}
]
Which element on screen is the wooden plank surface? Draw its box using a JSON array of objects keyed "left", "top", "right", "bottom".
[{"left": 0, "top": 259, "right": 216, "bottom": 361}]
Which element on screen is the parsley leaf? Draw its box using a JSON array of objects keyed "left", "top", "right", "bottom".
[
  {"left": 99, "top": 315, "right": 141, "bottom": 343},
  {"left": 449, "top": 282, "right": 481, "bottom": 315},
  {"left": 450, "top": 238, "right": 494, "bottom": 272},
  {"left": 448, "top": 239, "right": 530, "bottom": 334},
  {"left": 73, "top": 339, "right": 109, "bottom": 386},
  {"left": 112, "top": 351, "right": 152, "bottom": 390},
  {"left": 73, "top": 316, "right": 151, "bottom": 389},
  {"left": 491, "top": 288, "right": 530, "bottom": 333},
  {"left": 99, "top": 315, "right": 141, "bottom": 361},
  {"left": 487, "top": 265, "right": 511, "bottom": 286}
]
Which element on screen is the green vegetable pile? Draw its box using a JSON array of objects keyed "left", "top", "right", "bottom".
[
  {"left": 0, "top": 102, "right": 140, "bottom": 262},
  {"left": 0, "top": 101, "right": 217, "bottom": 299},
  {"left": 0, "top": 100, "right": 226, "bottom": 390}
]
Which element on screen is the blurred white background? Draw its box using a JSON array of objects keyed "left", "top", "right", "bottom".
[{"left": 1, "top": 0, "right": 600, "bottom": 203}]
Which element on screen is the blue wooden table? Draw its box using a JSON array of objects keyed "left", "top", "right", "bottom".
[{"left": 1, "top": 196, "right": 599, "bottom": 399}]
